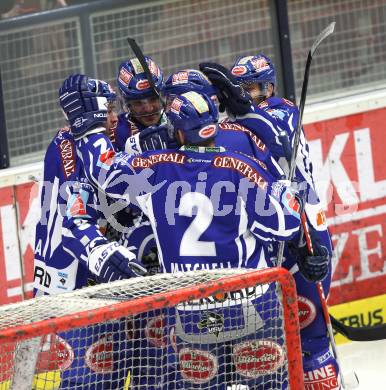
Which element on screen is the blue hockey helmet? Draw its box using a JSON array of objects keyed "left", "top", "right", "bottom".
[
  {"left": 231, "top": 54, "right": 276, "bottom": 98},
  {"left": 166, "top": 91, "right": 218, "bottom": 144},
  {"left": 163, "top": 69, "right": 216, "bottom": 100},
  {"left": 59, "top": 74, "right": 116, "bottom": 139},
  {"left": 117, "top": 56, "right": 164, "bottom": 101}
]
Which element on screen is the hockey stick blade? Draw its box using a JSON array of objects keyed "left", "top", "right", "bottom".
[
  {"left": 127, "top": 37, "right": 161, "bottom": 100},
  {"left": 331, "top": 314, "right": 386, "bottom": 341},
  {"left": 310, "top": 22, "right": 335, "bottom": 58}
]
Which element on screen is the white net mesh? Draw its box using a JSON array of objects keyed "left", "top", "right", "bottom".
[{"left": 0, "top": 269, "right": 302, "bottom": 389}]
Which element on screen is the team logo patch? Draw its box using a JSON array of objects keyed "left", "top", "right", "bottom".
[
  {"left": 73, "top": 117, "right": 86, "bottom": 128},
  {"left": 233, "top": 340, "right": 285, "bottom": 378},
  {"left": 170, "top": 97, "right": 184, "bottom": 114},
  {"left": 119, "top": 68, "right": 133, "bottom": 85},
  {"left": 149, "top": 59, "right": 161, "bottom": 77},
  {"left": 172, "top": 71, "right": 189, "bottom": 84},
  {"left": 271, "top": 181, "right": 285, "bottom": 199},
  {"left": 237, "top": 56, "right": 254, "bottom": 65},
  {"left": 136, "top": 79, "right": 150, "bottom": 90},
  {"left": 258, "top": 101, "right": 269, "bottom": 108},
  {"left": 85, "top": 334, "right": 114, "bottom": 373},
  {"left": 179, "top": 348, "right": 218, "bottom": 384},
  {"left": 231, "top": 65, "right": 248, "bottom": 76},
  {"left": 251, "top": 58, "right": 270, "bottom": 72},
  {"left": 197, "top": 312, "right": 224, "bottom": 336},
  {"left": 145, "top": 315, "right": 167, "bottom": 348},
  {"left": 199, "top": 125, "right": 217, "bottom": 139},
  {"left": 130, "top": 58, "right": 144, "bottom": 74},
  {"left": 298, "top": 295, "right": 317, "bottom": 329},
  {"left": 282, "top": 189, "right": 301, "bottom": 218},
  {"left": 36, "top": 334, "right": 74, "bottom": 372},
  {"left": 267, "top": 108, "right": 286, "bottom": 120},
  {"left": 304, "top": 363, "right": 339, "bottom": 389},
  {"left": 66, "top": 190, "right": 89, "bottom": 218},
  {"left": 97, "top": 149, "right": 116, "bottom": 170},
  {"left": 316, "top": 210, "right": 327, "bottom": 226}
]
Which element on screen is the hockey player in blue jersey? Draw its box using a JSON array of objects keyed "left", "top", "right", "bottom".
[
  {"left": 198, "top": 59, "right": 337, "bottom": 387},
  {"left": 105, "top": 55, "right": 171, "bottom": 266},
  {"left": 113, "top": 55, "right": 174, "bottom": 151},
  {"left": 58, "top": 68, "right": 303, "bottom": 387},
  {"left": 34, "top": 75, "right": 148, "bottom": 389},
  {"left": 34, "top": 81, "right": 144, "bottom": 296},
  {"left": 162, "top": 69, "right": 284, "bottom": 178}
]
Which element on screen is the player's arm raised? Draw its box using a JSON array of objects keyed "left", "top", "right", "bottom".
[{"left": 199, "top": 62, "right": 291, "bottom": 159}]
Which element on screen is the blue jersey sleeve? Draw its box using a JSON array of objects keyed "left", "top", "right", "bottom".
[
  {"left": 61, "top": 178, "right": 108, "bottom": 268},
  {"left": 76, "top": 132, "right": 159, "bottom": 209},
  {"left": 34, "top": 129, "right": 107, "bottom": 294},
  {"left": 217, "top": 120, "right": 285, "bottom": 179},
  {"left": 226, "top": 154, "right": 301, "bottom": 243},
  {"left": 231, "top": 104, "right": 291, "bottom": 159}
]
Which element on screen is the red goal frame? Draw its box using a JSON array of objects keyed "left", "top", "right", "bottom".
[{"left": 0, "top": 267, "right": 304, "bottom": 389}]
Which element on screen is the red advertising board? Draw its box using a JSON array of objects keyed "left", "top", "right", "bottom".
[
  {"left": 305, "top": 107, "right": 386, "bottom": 305},
  {"left": 0, "top": 180, "right": 38, "bottom": 305}
]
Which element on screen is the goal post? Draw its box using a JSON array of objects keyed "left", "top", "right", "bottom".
[{"left": 0, "top": 268, "right": 304, "bottom": 389}]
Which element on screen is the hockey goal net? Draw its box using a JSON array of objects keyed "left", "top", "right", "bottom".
[{"left": 0, "top": 267, "right": 303, "bottom": 390}]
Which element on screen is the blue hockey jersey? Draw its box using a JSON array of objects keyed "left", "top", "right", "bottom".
[
  {"left": 33, "top": 127, "right": 154, "bottom": 296},
  {"left": 34, "top": 127, "right": 108, "bottom": 295},
  {"left": 76, "top": 132, "right": 301, "bottom": 273}
]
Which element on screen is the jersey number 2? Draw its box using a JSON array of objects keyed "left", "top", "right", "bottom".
[{"left": 179, "top": 192, "right": 216, "bottom": 257}]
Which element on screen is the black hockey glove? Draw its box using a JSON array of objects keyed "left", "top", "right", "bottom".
[
  {"left": 289, "top": 228, "right": 330, "bottom": 283},
  {"left": 199, "top": 62, "right": 252, "bottom": 116},
  {"left": 142, "top": 247, "right": 160, "bottom": 275}
]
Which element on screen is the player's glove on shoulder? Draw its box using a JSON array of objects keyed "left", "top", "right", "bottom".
[
  {"left": 289, "top": 229, "right": 330, "bottom": 283},
  {"left": 199, "top": 62, "right": 252, "bottom": 116},
  {"left": 125, "top": 123, "right": 178, "bottom": 154},
  {"left": 88, "top": 241, "right": 148, "bottom": 283}
]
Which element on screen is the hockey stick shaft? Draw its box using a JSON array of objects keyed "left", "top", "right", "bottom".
[
  {"left": 301, "top": 214, "right": 358, "bottom": 388},
  {"left": 277, "top": 22, "right": 335, "bottom": 267},
  {"left": 127, "top": 37, "right": 165, "bottom": 105},
  {"left": 274, "top": 21, "right": 354, "bottom": 388}
]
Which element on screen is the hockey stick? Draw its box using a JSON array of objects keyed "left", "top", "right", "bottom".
[
  {"left": 127, "top": 37, "right": 165, "bottom": 105},
  {"left": 331, "top": 314, "right": 386, "bottom": 341},
  {"left": 276, "top": 21, "right": 336, "bottom": 267},
  {"left": 275, "top": 22, "right": 358, "bottom": 389}
]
